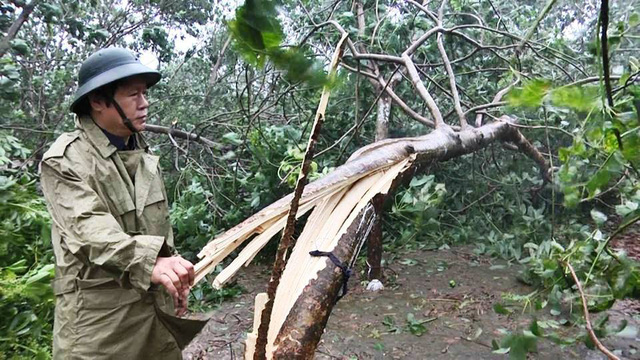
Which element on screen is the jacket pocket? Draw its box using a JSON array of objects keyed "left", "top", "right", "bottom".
[
  {"left": 75, "top": 288, "right": 142, "bottom": 332},
  {"left": 79, "top": 287, "right": 141, "bottom": 310}
]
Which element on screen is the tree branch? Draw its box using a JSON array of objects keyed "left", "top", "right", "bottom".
[
  {"left": 204, "top": 35, "right": 232, "bottom": 105},
  {"left": 515, "top": 0, "right": 558, "bottom": 54},
  {"left": 600, "top": 0, "right": 614, "bottom": 108},
  {"left": 144, "top": 124, "right": 222, "bottom": 149},
  {"left": 402, "top": 55, "right": 445, "bottom": 127},
  {"left": 473, "top": 77, "right": 519, "bottom": 126},
  {"left": 339, "top": 62, "right": 434, "bottom": 128},
  {"left": 436, "top": 0, "right": 467, "bottom": 128},
  {"left": 563, "top": 261, "right": 620, "bottom": 360}
]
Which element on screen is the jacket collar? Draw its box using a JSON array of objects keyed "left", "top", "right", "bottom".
[{"left": 77, "top": 116, "right": 149, "bottom": 158}]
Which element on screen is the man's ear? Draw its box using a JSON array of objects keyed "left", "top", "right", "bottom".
[{"left": 88, "top": 93, "right": 108, "bottom": 112}]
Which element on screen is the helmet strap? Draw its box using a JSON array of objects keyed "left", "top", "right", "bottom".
[{"left": 109, "top": 96, "right": 139, "bottom": 134}]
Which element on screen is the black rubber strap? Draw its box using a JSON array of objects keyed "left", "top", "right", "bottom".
[
  {"left": 110, "top": 96, "right": 139, "bottom": 134},
  {"left": 309, "top": 250, "right": 352, "bottom": 301}
]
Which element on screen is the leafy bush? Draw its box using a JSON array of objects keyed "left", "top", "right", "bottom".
[{"left": 0, "top": 133, "right": 54, "bottom": 359}]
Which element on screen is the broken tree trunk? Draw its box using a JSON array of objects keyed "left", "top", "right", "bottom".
[
  {"left": 263, "top": 120, "right": 547, "bottom": 359},
  {"left": 366, "top": 194, "right": 384, "bottom": 280},
  {"left": 193, "top": 116, "right": 548, "bottom": 359},
  {"left": 273, "top": 203, "right": 378, "bottom": 357},
  {"left": 253, "top": 32, "right": 350, "bottom": 360}
]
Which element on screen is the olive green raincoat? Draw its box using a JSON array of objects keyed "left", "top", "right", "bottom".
[{"left": 41, "top": 116, "right": 205, "bottom": 360}]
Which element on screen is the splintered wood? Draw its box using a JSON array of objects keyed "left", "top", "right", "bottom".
[
  {"left": 263, "top": 158, "right": 411, "bottom": 357},
  {"left": 192, "top": 156, "right": 410, "bottom": 359},
  {"left": 193, "top": 164, "right": 393, "bottom": 287}
]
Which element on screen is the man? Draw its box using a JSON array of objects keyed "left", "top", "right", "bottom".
[{"left": 41, "top": 48, "right": 206, "bottom": 359}]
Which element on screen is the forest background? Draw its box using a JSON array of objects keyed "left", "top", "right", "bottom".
[{"left": 0, "top": 0, "right": 639, "bottom": 358}]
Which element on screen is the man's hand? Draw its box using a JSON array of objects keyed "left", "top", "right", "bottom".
[{"left": 151, "top": 256, "right": 194, "bottom": 316}]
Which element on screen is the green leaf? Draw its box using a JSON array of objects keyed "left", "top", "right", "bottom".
[
  {"left": 550, "top": 86, "right": 598, "bottom": 112},
  {"left": 494, "top": 303, "right": 513, "bottom": 315},
  {"left": 399, "top": 258, "right": 418, "bottom": 266},
  {"left": 222, "top": 132, "right": 243, "bottom": 145},
  {"left": 529, "top": 319, "right": 542, "bottom": 337},
  {"left": 585, "top": 152, "right": 624, "bottom": 198},
  {"left": 500, "top": 333, "right": 538, "bottom": 360},
  {"left": 228, "top": 0, "right": 284, "bottom": 67},
  {"left": 507, "top": 79, "right": 551, "bottom": 108},
  {"left": 406, "top": 313, "right": 428, "bottom": 336},
  {"left": 40, "top": 3, "right": 63, "bottom": 23},
  {"left": 88, "top": 29, "right": 110, "bottom": 44},
  {"left": 492, "top": 347, "right": 511, "bottom": 354},
  {"left": 615, "top": 201, "right": 638, "bottom": 217},
  {"left": 228, "top": 0, "right": 336, "bottom": 87},
  {"left": 590, "top": 209, "right": 608, "bottom": 226},
  {"left": 621, "top": 131, "right": 640, "bottom": 165},
  {"left": 615, "top": 324, "right": 638, "bottom": 339},
  {"left": 409, "top": 175, "right": 434, "bottom": 187},
  {"left": 10, "top": 39, "right": 30, "bottom": 56}
]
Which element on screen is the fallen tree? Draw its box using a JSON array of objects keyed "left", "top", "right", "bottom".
[
  {"left": 191, "top": 1, "right": 560, "bottom": 358},
  {"left": 193, "top": 117, "right": 549, "bottom": 358}
]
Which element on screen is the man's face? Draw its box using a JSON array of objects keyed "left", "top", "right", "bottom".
[{"left": 91, "top": 76, "right": 149, "bottom": 137}]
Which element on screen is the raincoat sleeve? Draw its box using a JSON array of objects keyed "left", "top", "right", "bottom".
[{"left": 41, "top": 158, "right": 162, "bottom": 292}]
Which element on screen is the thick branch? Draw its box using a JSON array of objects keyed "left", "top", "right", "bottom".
[
  {"left": 505, "top": 119, "right": 551, "bottom": 182},
  {"left": 203, "top": 35, "right": 231, "bottom": 105},
  {"left": 600, "top": 0, "right": 614, "bottom": 108},
  {"left": 436, "top": 0, "right": 467, "bottom": 128},
  {"left": 235, "top": 120, "right": 549, "bottom": 358},
  {"left": 402, "top": 55, "right": 445, "bottom": 127},
  {"left": 273, "top": 203, "right": 378, "bottom": 358},
  {"left": 144, "top": 124, "right": 222, "bottom": 149}
]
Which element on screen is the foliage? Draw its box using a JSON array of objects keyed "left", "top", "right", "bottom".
[
  {"left": 0, "top": 133, "right": 53, "bottom": 359},
  {"left": 491, "top": 327, "right": 538, "bottom": 360},
  {"left": 380, "top": 313, "right": 434, "bottom": 336},
  {"left": 228, "top": 0, "right": 331, "bottom": 87},
  {"left": 189, "top": 280, "right": 244, "bottom": 312},
  {"left": 170, "top": 172, "right": 218, "bottom": 260}
]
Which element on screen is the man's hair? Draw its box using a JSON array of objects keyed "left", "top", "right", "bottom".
[{"left": 73, "top": 79, "right": 125, "bottom": 116}]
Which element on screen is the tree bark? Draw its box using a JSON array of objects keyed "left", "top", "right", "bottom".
[
  {"left": 368, "top": 92, "right": 393, "bottom": 280},
  {"left": 366, "top": 194, "right": 384, "bottom": 280},
  {"left": 272, "top": 203, "right": 378, "bottom": 358},
  {"left": 375, "top": 93, "right": 391, "bottom": 141}
]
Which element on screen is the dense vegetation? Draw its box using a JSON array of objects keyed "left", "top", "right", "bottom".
[{"left": 0, "top": 0, "right": 638, "bottom": 358}]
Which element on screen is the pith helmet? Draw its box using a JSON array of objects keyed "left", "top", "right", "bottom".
[{"left": 70, "top": 48, "right": 161, "bottom": 113}]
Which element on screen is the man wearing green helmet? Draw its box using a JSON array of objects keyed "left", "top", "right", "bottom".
[{"left": 40, "top": 48, "right": 206, "bottom": 359}]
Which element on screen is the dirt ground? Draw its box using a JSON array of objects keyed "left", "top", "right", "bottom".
[{"left": 183, "top": 246, "right": 640, "bottom": 359}]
